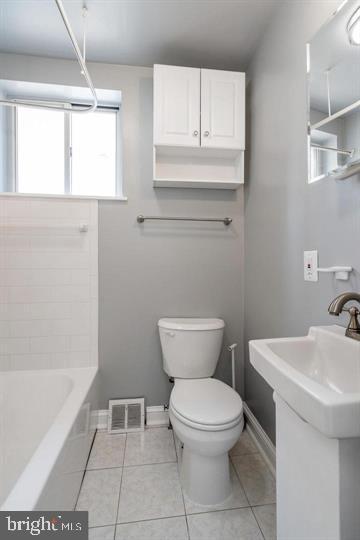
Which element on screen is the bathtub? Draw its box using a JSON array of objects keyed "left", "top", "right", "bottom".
[{"left": 0, "top": 367, "right": 98, "bottom": 511}]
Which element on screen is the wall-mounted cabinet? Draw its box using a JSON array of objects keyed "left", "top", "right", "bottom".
[{"left": 153, "top": 64, "right": 245, "bottom": 189}]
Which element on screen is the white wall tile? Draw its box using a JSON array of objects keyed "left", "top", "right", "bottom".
[
  {"left": 0, "top": 337, "right": 30, "bottom": 355},
  {"left": 30, "top": 336, "right": 70, "bottom": 354},
  {"left": 0, "top": 268, "right": 91, "bottom": 287},
  {"left": 8, "top": 285, "right": 90, "bottom": 303},
  {"left": 0, "top": 196, "right": 98, "bottom": 371},
  {"left": 0, "top": 321, "right": 10, "bottom": 338},
  {"left": 0, "top": 287, "right": 9, "bottom": 303},
  {"left": 70, "top": 335, "right": 90, "bottom": 352},
  {"left": 0, "top": 355, "right": 11, "bottom": 370},
  {"left": 0, "top": 251, "right": 91, "bottom": 270},
  {"left": 9, "top": 318, "right": 90, "bottom": 337},
  {"left": 10, "top": 353, "right": 54, "bottom": 371}
]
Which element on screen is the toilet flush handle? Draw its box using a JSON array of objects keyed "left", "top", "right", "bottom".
[{"left": 165, "top": 331, "right": 175, "bottom": 337}]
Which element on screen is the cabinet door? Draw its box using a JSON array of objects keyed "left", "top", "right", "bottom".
[
  {"left": 201, "top": 69, "right": 245, "bottom": 149},
  {"left": 154, "top": 64, "right": 200, "bottom": 147}
]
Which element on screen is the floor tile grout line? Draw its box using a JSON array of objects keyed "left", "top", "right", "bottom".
[
  {"left": 250, "top": 502, "right": 276, "bottom": 508},
  {"left": 229, "top": 454, "right": 251, "bottom": 507},
  {"left": 171, "top": 428, "right": 191, "bottom": 540},
  {"left": 230, "top": 450, "right": 259, "bottom": 458},
  {"left": 87, "top": 459, "right": 178, "bottom": 472},
  {"left": 175, "top": 441, "right": 191, "bottom": 539},
  {"left": 88, "top": 503, "right": 274, "bottom": 532},
  {"left": 123, "top": 459, "right": 178, "bottom": 468},
  {"left": 229, "top": 452, "right": 276, "bottom": 507},
  {"left": 185, "top": 504, "right": 252, "bottom": 517},
  {"left": 74, "top": 428, "right": 97, "bottom": 511},
  {"left": 250, "top": 506, "right": 267, "bottom": 540},
  {"left": 117, "top": 512, "right": 186, "bottom": 526},
  {"left": 89, "top": 513, "right": 187, "bottom": 531},
  {"left": 184, "top": 515, "right": 191, "bottom": 540},
  {"left": 114, "top": 432, "right": 128, "bottom": 539}
]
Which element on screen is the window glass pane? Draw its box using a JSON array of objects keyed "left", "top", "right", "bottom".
[
  {"left": 17, "top": 108, "right": 65, "bottom": 194},
  {"left": 71, "top": 111, "right": 117, "bottom": 196}
]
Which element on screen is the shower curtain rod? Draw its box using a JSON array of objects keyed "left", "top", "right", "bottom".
[{"left": 0, "top": 0, "right": 98, "bottom": 113}]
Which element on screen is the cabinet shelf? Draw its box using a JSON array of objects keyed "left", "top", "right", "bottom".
[
  {"left": 153, "top": 145, "right": 244, "bottom": 190},
  {"left": 153, "top": 178, "right": 242, "bottom": 189}
]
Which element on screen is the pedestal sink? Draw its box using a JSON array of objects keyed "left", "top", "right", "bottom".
[{"left": 250, "top": 325, "right": 360, "bottom": 540}]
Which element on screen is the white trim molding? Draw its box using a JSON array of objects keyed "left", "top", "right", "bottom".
[
  {"left": 97, "top": 409, "right": 109, "bottom": 431},
  {"left": 243, "top": 402, "right": 276, "bottom": 477},
  {"left": 146, "top": 405, "right": 170, "bottom": 427}
]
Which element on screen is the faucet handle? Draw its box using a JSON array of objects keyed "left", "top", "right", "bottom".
[
  {"left": 345, "top": 306, "right": 360, "bottom": 337},
  {"left": 342, "top": 305, "right": 359, "bottom": 314}
]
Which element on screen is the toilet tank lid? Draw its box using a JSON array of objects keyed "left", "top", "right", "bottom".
[{"left": 158, "top": 318, "right": 225, "bottom": 331}]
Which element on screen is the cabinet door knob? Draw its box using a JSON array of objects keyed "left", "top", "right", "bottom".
[
  {"left": 193, "top": 130, "right": 199, "bottom": 136},
  {"left": 204, "top": 131, "right": 210, "bottom": 137}
]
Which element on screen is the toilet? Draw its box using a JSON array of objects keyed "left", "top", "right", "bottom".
[{"left": 158, "top": 317, "right": 244, "bottom": 506}]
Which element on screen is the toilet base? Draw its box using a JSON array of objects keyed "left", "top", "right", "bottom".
[{"left": 180, "top": 446, "right": 232, "bottom": 505}]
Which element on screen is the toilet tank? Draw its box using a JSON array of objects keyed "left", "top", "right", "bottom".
[{"left": 158, "top": 318, "right": 225, "bottom": 378}]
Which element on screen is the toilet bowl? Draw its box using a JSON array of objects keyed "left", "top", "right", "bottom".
[
  {"left": 158, "top": 317, "right": 244, "bottom": 505},
  {"left": 170, "top": 378, "right": 243, "bottom": 505}
]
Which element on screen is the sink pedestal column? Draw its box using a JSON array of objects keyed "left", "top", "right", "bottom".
[{"left": 275, "top": 393, "right": 360, "bottom": 540}]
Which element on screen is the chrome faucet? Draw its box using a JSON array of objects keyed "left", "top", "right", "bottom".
[{"left": 328, "top": 292, "right": 360, "bottom": 341}]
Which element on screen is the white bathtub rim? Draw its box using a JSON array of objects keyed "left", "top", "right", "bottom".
[{"left": 1, "top": 366, "right": 98, "bottom": 511}]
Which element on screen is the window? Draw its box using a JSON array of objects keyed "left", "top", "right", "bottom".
[{"left": 15, "top": 105, "right": 121, "bottom": 197}]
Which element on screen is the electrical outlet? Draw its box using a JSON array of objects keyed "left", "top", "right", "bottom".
[{"left": 304, "top": 250, "right": 318, "bottom": 282}]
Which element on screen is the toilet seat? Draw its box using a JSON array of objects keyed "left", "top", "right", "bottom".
[{"left": 170, "top": 378, "right": 243, "bottom": 432}]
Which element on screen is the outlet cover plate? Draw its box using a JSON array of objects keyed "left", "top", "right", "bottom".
[{"left": 304, "top": 250, "right": 318, "bottom": 282}]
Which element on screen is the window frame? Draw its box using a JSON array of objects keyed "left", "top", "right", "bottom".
[{"left": 12, "top": 102, "right": 123, "bottom": 199}]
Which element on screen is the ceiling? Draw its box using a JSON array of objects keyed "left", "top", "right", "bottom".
[{"left": 0, "top": 0, "right": 279, "bottom": 71}]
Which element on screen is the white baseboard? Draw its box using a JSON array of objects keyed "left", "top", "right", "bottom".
[
  {"left": 243, "top": 402, "right": 276, "bottom": 477},
  {"left": 97, "top": 409, "right": 109, "bottom": 431},
  {"left": 146, "top": 405, "right": 169, "bottom": 427}
]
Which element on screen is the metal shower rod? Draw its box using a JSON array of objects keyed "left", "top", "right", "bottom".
[{"left": 0, "top": 0, "right": 97, "bottom": 113}]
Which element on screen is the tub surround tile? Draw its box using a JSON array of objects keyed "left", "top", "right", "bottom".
[
  {"left": 0, "top": 321, "right": 10, "bottom": 338},
  {"left": 30, "top": 335, "right": 70, "bottom": 354},
  {"left": 230, "top": 430, "right": 257, "bottom": 457},
  {"left": 76, "top": 468, "right": 122, "bottom": 528},
  {"left": 0, "top": 197, "right": 98, "bottom": 371},
  {"left": 124, "top": 427, "right": 176, "bottom": 467},
  {"left": 89, "top": 526, "right": 115, "bottom": 540},
  {"left": 0, "top": 337, "right": 29, "bottom": 355},
  {"left": 183, "top": 463, "right": 249, "bottom": 515},
  {"left": 232, "top": 453, "right": 276, "bottom": 506},
  {"left": 117, "top": 463, "right": 184, "bottom": 523},
  {"left": 115, "top": 516, "right": 189, "bottom": 540},
  {"left": 0, "top": 355, "right": 10, "bottom": 370},
  {"left": 252, "top": 504, "right": 276, "bottom": 540},
  {"left": 87, "top": 431, "right": 126, "bottom": 470},
  {"left": 186, "top": 508, "right": 263, "bottom": 540}
]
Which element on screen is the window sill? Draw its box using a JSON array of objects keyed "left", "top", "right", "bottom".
[{"left": 0, "top": 192, "right": 128, "bottom": 202}]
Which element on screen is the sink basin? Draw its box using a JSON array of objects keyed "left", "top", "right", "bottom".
[{"left": 249, "top": 325, "right": 360, "bottom": 438}]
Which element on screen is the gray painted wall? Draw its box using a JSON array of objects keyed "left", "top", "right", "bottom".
[
  {"left": 0, "top": 53, "right": 244, "bottom": 408},
  {"left": 244, "top": 0, "right": 359, "bottom": 443}
]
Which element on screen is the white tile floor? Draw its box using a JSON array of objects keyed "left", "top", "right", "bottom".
[{"left": 76, "top": 427, "right": 276, "bottom": 540}]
